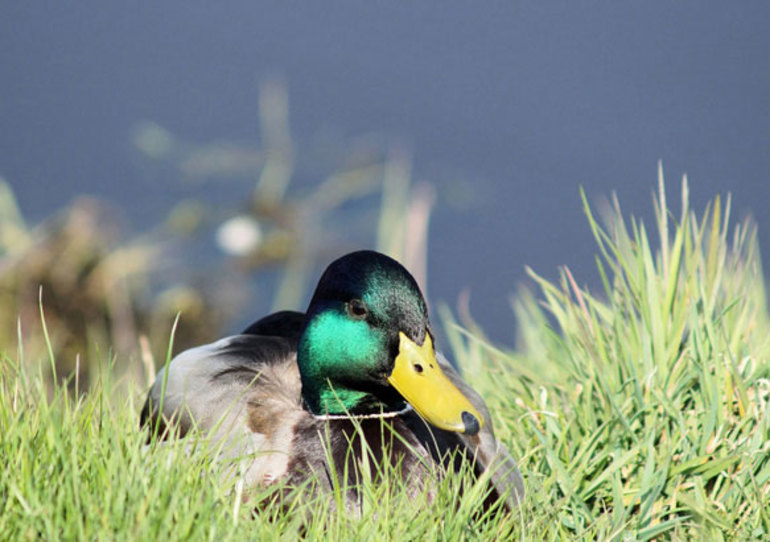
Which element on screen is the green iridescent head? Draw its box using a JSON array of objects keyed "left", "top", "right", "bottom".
[
  {"left": 297, "top": 251, "right": 427, "bottom": 414},
  {"left": 297, "top": 250, "right": 483, "bottom": 435}
]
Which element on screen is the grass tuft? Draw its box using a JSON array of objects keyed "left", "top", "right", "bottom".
[{"left": 447, "top": 175, "right": 770, "bottom": 539}]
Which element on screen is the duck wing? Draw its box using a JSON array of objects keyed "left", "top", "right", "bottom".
[
  {"left": 140, "top": 311, "right": 309, "bottom": 486},
  {"left": 241, "top": 310, "right": 306, "bottom": 340}
]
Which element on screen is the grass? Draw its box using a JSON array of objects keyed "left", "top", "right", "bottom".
[
  {"left": 446, "top": 174, "right": 770, "bottom": 539},
  {"left": 2, "top": 175, "right": 769, "bottom": 540}
]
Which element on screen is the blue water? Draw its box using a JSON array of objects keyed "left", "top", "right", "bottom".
[{"left": 3, "top": 3, "right": 769, "bottom": 345}]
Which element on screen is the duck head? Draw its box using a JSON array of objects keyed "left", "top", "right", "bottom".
[{"left": 297, "top": 250, "right": 483, "bottom": 436}]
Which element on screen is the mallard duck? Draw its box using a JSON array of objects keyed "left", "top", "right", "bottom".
[{"left": 141, "top": 250, "right": 524, "bottom": 512}]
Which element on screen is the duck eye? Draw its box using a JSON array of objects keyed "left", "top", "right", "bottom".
[{"left": 346, "top": 299, "right": 368, "bottom": 320}]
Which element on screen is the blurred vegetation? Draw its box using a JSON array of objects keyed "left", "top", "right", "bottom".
[{"left": 0, "top": 80, "right": 434, "bottom": 394}]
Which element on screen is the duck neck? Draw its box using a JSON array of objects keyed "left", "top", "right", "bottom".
[
  {"left": 297, "top": 313, "right": 406, "bottom": 416},
  {"left": 302, "top": 385, "right": 405, "bottom": 418}
]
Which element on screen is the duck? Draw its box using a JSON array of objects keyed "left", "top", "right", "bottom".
[{"left": 140, "top": 250, "right": 524, "bottom": 513}]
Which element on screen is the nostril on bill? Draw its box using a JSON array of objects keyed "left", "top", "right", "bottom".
[{"left": 461, "top": 411, "right": 480, "bottom": 436}]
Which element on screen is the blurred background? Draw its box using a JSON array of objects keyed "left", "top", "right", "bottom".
[{"left": 2, "top": 3, "right": 768, "bottom": 385}]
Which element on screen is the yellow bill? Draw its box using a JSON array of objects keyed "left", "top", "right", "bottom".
[{"left": 388, "top": 332, "right": 483, "bottom": 435}]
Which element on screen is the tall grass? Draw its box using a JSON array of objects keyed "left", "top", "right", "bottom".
[
  {"left": 447, "top": 173, "right": 770, "bottom": 539},
  {"left": 2, "top": 174, "right": 768, "bottom": 539}
]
